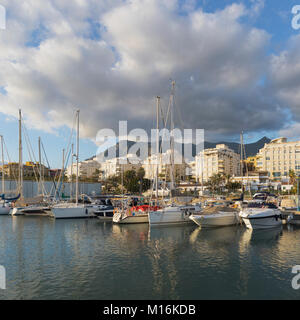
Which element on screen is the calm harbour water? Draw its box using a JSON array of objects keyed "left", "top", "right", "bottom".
[{"left": 0, "top": 216, "right": 300, "bottom": 300}]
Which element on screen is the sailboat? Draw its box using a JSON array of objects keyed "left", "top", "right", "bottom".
[
  {"left": 113, "top": 97, "right": 163, "bottom": 224},
  {"left": 10, "top": 109, "right": 26, "bottom": 216},
  {"left": 50, "top": 110, "right": 95, "bottom": 219},
  {"left": 19, "top": 137, "right": 51, "bottom": 216},
  {"left": 148, "top": 81, "right": 202, "bottom": 226}
]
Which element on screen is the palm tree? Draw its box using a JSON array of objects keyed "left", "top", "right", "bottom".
[
  {"left": 206, "top": 173, "right": 224, "bottom": 195},
  {"left": 289, "top": 169, "right": 296, "bottom": 186}
]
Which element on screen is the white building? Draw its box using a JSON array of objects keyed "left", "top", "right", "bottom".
[
  {"left": 66, "top": 158, "right": 100, "bottom": 180},
  {"left": 256, "top": 137, "right": 300, "bottom": 179},
  {"left": 142, "top": 149, "right": 187, "bottom": 182},
  {"left": 99, "top": 154, "right": 142, "bottom": 180},
  {"left": 194, "top": 144, "right": 240, "bottom": 182},
  {"left": 231, "top": 171, "right": 269, "bottom": 191}
]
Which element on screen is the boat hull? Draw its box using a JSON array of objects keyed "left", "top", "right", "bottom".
[
  {"left": 190, "top": 212, "right": 238, "bottom": 228},
  {"left": 113, "top": 213, "right": 148, "bottom": 224},
  {"left": 51, "top": 206, "right": 95, "bottom": 219},
  {"left": 148, "top": 207, "right": 195, "bottom": 226},
  {"left": 0, "top": 206, "right": 10, "bottom": 215},
  {"left": 240, "top": 209, "right": 282, "bottom": 229},
  {"left": 20, "top": 207, "right": 50, "bottom": 216},
  {"left": 10, "top": 207, "right": 25, "bottom": 216}
]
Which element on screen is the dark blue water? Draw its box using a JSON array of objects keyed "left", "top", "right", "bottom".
[{"left": 0, "top": 216, "right": 300, "bottom": 300}]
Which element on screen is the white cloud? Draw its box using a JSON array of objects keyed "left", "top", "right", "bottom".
[
  {"left": 279, "top": 123, "right": 300, "bottom": 140},
  {"left": 269, "top": 34, "right": 300, "bottom": 123},
  {"left": 0, "top": 0, "right": 292, "bottom": 142}
]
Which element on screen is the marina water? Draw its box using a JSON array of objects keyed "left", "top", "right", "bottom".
[{"left": 0, "top": 216, "right": 300, "bottom": 300}]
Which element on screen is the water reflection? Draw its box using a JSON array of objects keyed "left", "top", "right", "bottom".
[{"left": 0, "top": 216, "right": 300, "bottom": 299}]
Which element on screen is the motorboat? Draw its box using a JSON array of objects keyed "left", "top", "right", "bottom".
[
  {"left": 189, "top": 206, "right": 239, "bottom": 228},
  {"left": 148, "top": 204, "right": 202, "bottom": 226},
  {"left": 239, "top": 202, "right": 283, "bottom": 229}
]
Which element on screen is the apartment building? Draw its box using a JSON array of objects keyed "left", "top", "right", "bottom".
[
  {"left": 256, "top": 137, "right": 300, "bottom": 179},
  {"left": 66, "top": 158, "right": 100, "bottom": 180},
  {"left": 99, "top": 154, "right": 142, "bottom": 180},
  {"left": 0, "top": 162, "right": 49, "bottom": 178},
  {"left": 142, "top": 150, "right": 187, "bottom": 182},
  {"left": 194, "top": 144, "right": 240, "bottom": 182},
  {"left": 245, "top": 155, "right": 258, "bottom": 171}
]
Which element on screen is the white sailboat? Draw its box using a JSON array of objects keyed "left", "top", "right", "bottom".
[
  {"left": 113, "top": 97, "right": 163, "bottom": 225},
  {"left": 51, "top": 110, "right": 95, "bottom": 219},
  {"left": 148, "top": 81, "right": 202, "bottom": 226},
  {"left": 10, "top": 109, "right": 25, "bottom": 216}
]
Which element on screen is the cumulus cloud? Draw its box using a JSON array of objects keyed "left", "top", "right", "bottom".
[
  {"left": 269, "top": 34, "right": 300, "bottom": 141},
  {"left": 0, "top": 0, "right": 293, "bottom": 142}
]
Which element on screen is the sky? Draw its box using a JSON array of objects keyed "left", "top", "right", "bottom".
[{"left": 0, "top": 0, "right": 300, "bottom": 167}]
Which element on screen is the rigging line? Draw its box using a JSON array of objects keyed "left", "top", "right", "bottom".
[
  {"left": 21, "top": 121, "right": 40, "bottom": 184},
  {"left": 2, "top": 139, "right": 19, "bottom": 194},
  {"left": 56, "top": 148, "right": 72, "bottom": 199},
  {"left": 3, "top": 138, "right": 18, "bottom": 184},
  {"left": 41, "top": 140, "right": 57, "bottom": 194},
  {"left": 54, "top": 111, "right": 77, "bottom": 196}
]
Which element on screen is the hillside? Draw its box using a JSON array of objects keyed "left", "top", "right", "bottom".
[{"left": 87, "top": 137, "right": 270, "bottom": 160}]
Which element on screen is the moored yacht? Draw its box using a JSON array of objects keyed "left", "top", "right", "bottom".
[
  {"left": 148, "top": 204, "right": 202, "bottom": 226},
  {"left": 189, "top": 206, "right": 239, "bottom": 228},
  {"left": 50, "top": 110, "right": 96, "bottom": 219},
  {"left": 50, "top": 202, "right": 96, "bottom": 219},
  {"left": 239, "top": 202, "right": 283, "bottom": 229},
  {"left": 113, "top": 209, "right": 148, "bottom": 224}
]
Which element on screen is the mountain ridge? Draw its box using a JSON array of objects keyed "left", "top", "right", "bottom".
[{"left": 86, "top": 137, "right": 270, "bottom": 161}]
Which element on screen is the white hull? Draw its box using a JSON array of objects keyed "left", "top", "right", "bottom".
[
  {"left": 10, "top": 207, "right": 25, "bottom": 216},
  {"left": 240, "top": 208, "right": 282, "bottom": 229},
  {"left": 51, "top": 205, "right": 95, "bottom": 219},
  {"left": 190, "top": 212, "right": 238, "bottom": 228},
  {"left": 113, "top": 212, "right": 148, "bottom": 224},
  {"left": 0, "top": 206, "right": 10, "bottom": 215},
  {"left": 148, "top": 206, "right": 198, "bottom": 226}
]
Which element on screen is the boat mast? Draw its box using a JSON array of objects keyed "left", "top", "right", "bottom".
[
  {"left": 61, "top": 148, "right": 65, "bottom": 198},
  {"left": 155, "top": 96, "right": 160, "bottom": 205},
  {"left": 19, "top": 109, "right": 23, "bottom": 199},
  {"left": 201, "top": 150, "right": 204, "bottom": 196},
  {"left": 170, "top": 80, "right": 175, "bottom": 194},
  {"left": 75, "top": 110, "right": 80, "bottom": 206},
  {"left": 70, "top": 143, "right": 74, "bottom": 201},
  {"left": 0, "top": 135, "right": 4, "bottom": 194},
  {"left": 38, "top": 136, "right": 42, "bottom": 195}
]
